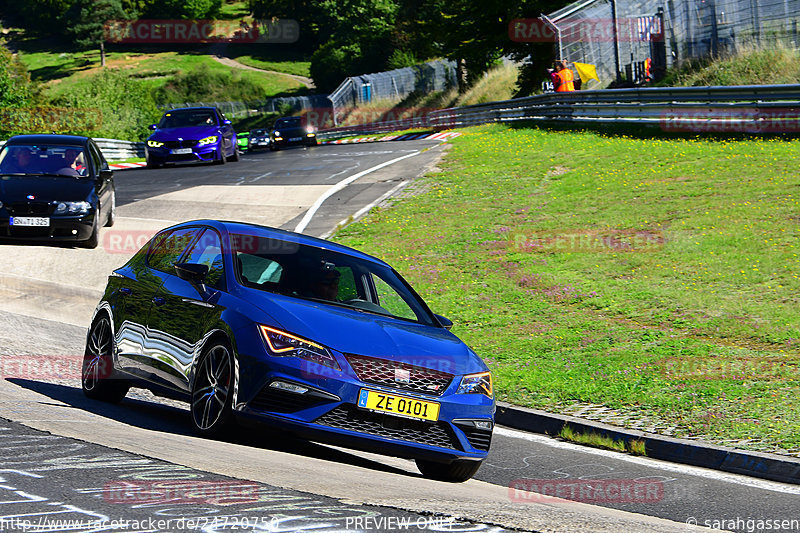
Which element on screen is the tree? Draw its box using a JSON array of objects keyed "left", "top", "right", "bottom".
[{"left": 66, "top": 0, "right": 129, "bottom": 67}]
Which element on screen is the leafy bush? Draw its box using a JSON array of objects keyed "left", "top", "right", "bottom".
[
  {"left": 154, "top": 63, "right": 267, "bottom": 104},
  {"left": 310, "top": 42, "right": 363, "bottom": 93},
  {"left": 387, "top": 49, "right": 418, "bottom": 70},
  {"left": 0, "top": 39, "right": 33, "bottom": 109},
  {"left": 52, "top": 68, "right": 161, "bottom": 140}
]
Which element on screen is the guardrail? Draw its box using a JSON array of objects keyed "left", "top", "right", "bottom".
[
  {"left": 319, "top": 84, "right": 800, "bottom": 137},
  {"left": 95, "top": 138, "right": 146, "bottom": 161}
]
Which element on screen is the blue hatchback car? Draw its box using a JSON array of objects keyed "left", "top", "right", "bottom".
[
  {"left": 83, "top": 221, "right": 494, "bottom": 481},
  {"left": 145, "top": 107, "right": 238, "bottom": 168}
]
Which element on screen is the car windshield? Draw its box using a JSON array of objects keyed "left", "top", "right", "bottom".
[
  {"left": 274, "top": 118, "right": 302, "bottom": 129},
  {"left": 232, "top": 234, "right": 436, "bottom": 326},
  {"left": 0, "top": 144, "right": 88, "bottom": 177},
  {"left": 251, "top": 129, "right": 267, "bottom": 136},
  {"left": 159, "top": 110, "right": 217, "bottom": 128}
]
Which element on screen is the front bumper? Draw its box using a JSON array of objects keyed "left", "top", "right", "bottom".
[
  {"left": 0, "top": 212, "right": 97, "bottom": 241},
  {"left": 234, "top": 333, "right": 494, "bottom": 463},
  {"left": 146, "top": 143, "right": 221, "bottom": 163},
  {"left": 272, "top": 133, "right": 317, "bottom": 147}
]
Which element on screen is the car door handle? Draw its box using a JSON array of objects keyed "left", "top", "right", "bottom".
[
  {"left": 152, "top": 296, "right": 166, "bottom": 306},
  {"left": 119, "top": 287, "right": 132, "bottom": 295}
]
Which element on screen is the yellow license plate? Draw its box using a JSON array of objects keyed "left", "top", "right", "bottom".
[{"left": 357, "top": 389, "right": 440, "bottom": 421}]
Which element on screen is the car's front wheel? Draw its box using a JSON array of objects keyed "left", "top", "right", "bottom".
[
  {"left": 105, "top": 191, "right": 116, "bottom": 227},
  {"left": 230, "top": 145, "right": 240, "bottom": 162},
  {"left": 190, "top": 340, "right": 235, "bottom": 435},
  {"left": 82, "top": 315, "right": 129, "bottom": 402},
  {"left": 82, "top": 214, "right": 100, "bottom": 249},
  {"left": 214, "top": 147, "right": 227, "bottom": 165},
  {"left": 146, "top": 156, "right": 162, "bottom": 168},
  {"left": 415, "top": 458, "right": 483, "bottom": 482}
]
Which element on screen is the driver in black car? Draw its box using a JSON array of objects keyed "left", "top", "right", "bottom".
[{"left": 1, "top": 147, "right": 36, "bottom": 173}]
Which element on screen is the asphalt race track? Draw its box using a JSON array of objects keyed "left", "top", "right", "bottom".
[{"left": 0, "top": 139, "right": 797, "bottom": 532}]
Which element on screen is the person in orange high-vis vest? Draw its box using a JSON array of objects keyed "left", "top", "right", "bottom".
[{"left": 554, "top": 60, "right": 575, "bottom": 92}]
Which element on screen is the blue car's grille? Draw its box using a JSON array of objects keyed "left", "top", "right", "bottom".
[
  {"left": 163, "top": 140, "right": 198, "bottom": 149},
  {"left": 345, "top": 354, "right": 453, "bottom": 397},
  {"left": 454, "top": 422, "right": 493, "bottom": 451},
  {"left": 315, "top": 405, "right": 461, "bottom": 450}
]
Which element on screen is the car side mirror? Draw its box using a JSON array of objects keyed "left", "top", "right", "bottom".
[
  {"left": 223, "top": 119, "right": 232, "bottom": 125},
  {"left": 99, "top": 169, "right": 113, "bottom": 182},
  {"left": 149, "top": 124, "right": 157, "bottom": 130},
  {"left": 435, "top": 314, "right": 453, "bottom": 330},
  {"left": 174, "top": 262, "right": 209, "bottom": 292}
]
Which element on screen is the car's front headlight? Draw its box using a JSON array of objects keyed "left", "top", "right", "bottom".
[
  {"left": 198, "top": 135, "right": 219, "bottom": 146},
  {"left": 54, "top": 201, "right": 91, "bottom": 215},
  {"left": 147, "top": 140, "right": 164, "bottom": 148},
  {"left": 273, "top": 131, "right": 280, "bottom": 136},
  {"left": 259, "top": 325, "right": 340, "bottom": 369},
  {"left": 457, "top": 372, "right": 493, "bottom": 398}
]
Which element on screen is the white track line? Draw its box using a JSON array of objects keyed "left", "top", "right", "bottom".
[
  {"left": 494, "top": 426, "right": 800, "bottom": 495},
  {"left": 294, "top": 151, "right": 420, "bottom": 233}
]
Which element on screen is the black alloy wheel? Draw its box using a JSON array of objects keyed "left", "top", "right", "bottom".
[
  {"left": 82, "top": 316, "right": 129, "bottom": 402},
  {"left": 190, "top": 341, "right": 235, "bottom": 435}
]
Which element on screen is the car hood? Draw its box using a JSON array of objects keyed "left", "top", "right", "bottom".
[
  {"left": 244, "top": 289, "right": 486, "bottom": 375},
  {"left": 0, "top": 176, "right": 93, "bottom": 202},
  {"left": 149, "top": 126, "right": 220, "bottom": 141},
  {"left": 272, "top": 125, "right": 306, "bottom": 135}
]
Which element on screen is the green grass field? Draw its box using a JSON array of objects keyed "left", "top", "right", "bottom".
[
  {"left": 17, "top": 48, "right": 304, "bottom": 100},
  {"left": 333, "top": 124, "right": 800, "bottom": 454}
]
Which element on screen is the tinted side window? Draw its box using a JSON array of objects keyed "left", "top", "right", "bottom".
[
  {"left": 90, "top": 142, "right": 109, "bottom": 170},
  {"left": 238, "top": 252, "right": 282, "bottom": 286},
  {"left": 88, "top": 144, "right": 101, "bottom": 175},
  {"left": 184, "top": 229, "right": 225, "bottom": 290},
  {"left": 147, "top": 228, "right": 201, "bottom": 273},
  {"left": 370, "top": 273, "right": 418, "bottom": 321}
]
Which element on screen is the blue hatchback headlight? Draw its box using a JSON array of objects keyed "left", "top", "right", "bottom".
[
  {"left": 198, "top": 135, "right": 219, "bottom": 146},
  {"left": 259, "top": 325, "right": 340, "bottom": 370},
  {"left": 457, "top": 372, "right": 493, "bottom": 398}
]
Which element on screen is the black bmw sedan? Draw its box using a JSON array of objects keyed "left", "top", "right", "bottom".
[
  {"left": 0, "top": 134, "right": 116, "bottom": 248},
  {"left": 269, "top": 116, "right": 317, "bottom": 150}
]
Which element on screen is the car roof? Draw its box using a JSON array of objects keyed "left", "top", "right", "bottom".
[
  {"left": 171, "top": 220, "right": 390, "bottom": 267},
  {"left": 4, "top": 134, "right": 89, "bottom": 146},
  {"left": 162, "top": 107, "right": 217, "bottom": 114}
]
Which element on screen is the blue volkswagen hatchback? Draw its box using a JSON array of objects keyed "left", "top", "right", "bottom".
[
  {"left": 145, "top": 107, "right": 238, "bottom": 168},
  {"left": 83, "top": 221, "right": 494, "bottom": 481}
]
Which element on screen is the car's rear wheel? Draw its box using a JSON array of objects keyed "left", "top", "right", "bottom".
[
  {"left": 415, "top": 458, "right": 483, "bottom": 482},
  {"left": 82, "top": 316, "right": 129, "bottom": 402},
  {"left": 191, "top": 340, "right": 235, "bottom": 435}
]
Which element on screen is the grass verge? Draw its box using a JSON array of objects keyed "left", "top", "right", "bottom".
[
  {"left": 333, "top": 123, "right": 800, "bottom": 454},
  {"left": 559, "top": 425, "right": 647, "bottom": 455}
]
